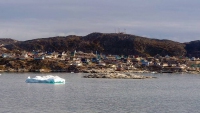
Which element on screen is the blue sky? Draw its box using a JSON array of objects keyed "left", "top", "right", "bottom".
[{"left": 0, "top": 0, "right": 200, "bottom": 42}]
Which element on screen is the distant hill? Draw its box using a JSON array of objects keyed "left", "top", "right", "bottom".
[
  {"left": 185, "top": 40, "right": 200, "bottom": 57},
  {"left": 82, "top": 33, "right": 186, "bottom": 56},
  {"left": 2, "top": 32, "right": 199, "bottom": 57},
  {"left": 0, "top": 38, "right": 18, "bottom": 46},
  {"left": 0, "top": 38, "right": 17, "bottom": 54},
  {"left": 4, "top": 35, "right": 82, "bottom": 52}
]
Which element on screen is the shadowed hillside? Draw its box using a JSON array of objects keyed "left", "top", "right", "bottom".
[
  {"left": 2, "top": 32, "right": 190, "bottom": 57},
  {"left": 82, "top": 33, "right": 186, "bottom": 56}
]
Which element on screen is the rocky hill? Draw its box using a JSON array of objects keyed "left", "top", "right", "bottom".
[
  {"left": 2, "top": 32, "right": 198, "bottom": 57},
  {"left": 82, "top": 33, "right": 186, "bottom": 56},
  {"left": 4, "top": 35, "right": 82, "bottom": 52},
  {"left": 0, "top": 38, "right": 18, "bottom": 54},
  {"left": 0, "top": 38, "right": 18, "bottom": 45},
  {"left": 185, "top": 40, "right": 200, "bottom": 57}
]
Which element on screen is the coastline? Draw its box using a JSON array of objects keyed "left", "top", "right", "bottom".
[{"left": 0, "top": 68, "right": 199, "bottom": 74}]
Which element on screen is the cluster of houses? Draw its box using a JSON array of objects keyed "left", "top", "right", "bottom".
[{"left": 1, "top": 50, "right": 200, "bottom": 73}]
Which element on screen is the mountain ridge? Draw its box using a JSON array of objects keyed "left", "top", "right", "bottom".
[{"left": 1, "top": 32, "right": 200, "bottom": 57}]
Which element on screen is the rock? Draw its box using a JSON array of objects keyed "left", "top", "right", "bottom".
[{"left": 83, "top": 73, "right": 156, "bottom": 79}]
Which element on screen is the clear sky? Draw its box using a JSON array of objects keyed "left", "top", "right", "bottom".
[{"left": 0, "top": 0, "right": 200, "bottom": 42}]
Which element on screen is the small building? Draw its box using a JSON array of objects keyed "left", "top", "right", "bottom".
[
  {"left": 2, "top": 53, "right": 10, "bottom": 58},
  {"left": 18, "top": 53, "right": 29, "bottom": 60},
  {"left": 160, "top": 63, "right": 169, "bottom": 67},
  {"left": 71, "top": 59, "right": 82, "bottom": 66},
  {"left": 91, "top": 57, "right": 99, "bottom": 63},
  {"left": 116, "top": 63, "right": 124, "bottom": 71},
  {"left": 81, "top": 58, "right": 90, "bottom": 63},
  {"left": 96, "top": 60, "right": 106, "bottom": 66},
  {"left": 141, "top": 59, "right": 150, "bottom": 66},
  {"left": 34, "top": 56, "right": 45, "bottom": 60}
]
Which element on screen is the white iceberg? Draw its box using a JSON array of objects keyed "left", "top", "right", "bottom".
[{"left": 26, "top": 75, "right": 65, "bottom": 84}]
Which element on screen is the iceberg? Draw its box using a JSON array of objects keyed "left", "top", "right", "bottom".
[{"left": 26, "top": 75, "right": 65, "bottom": 84}]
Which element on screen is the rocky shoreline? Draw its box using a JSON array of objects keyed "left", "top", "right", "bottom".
[
  {"left": 0, "top": 58, "right": 199, "bottom": 75},
  {"left": 83, "top": 73, "right": 157, "bottom": 79}
]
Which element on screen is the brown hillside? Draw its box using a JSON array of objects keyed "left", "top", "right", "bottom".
[{"left": 4, "top": 33, "right": 187, "bottom": 57}]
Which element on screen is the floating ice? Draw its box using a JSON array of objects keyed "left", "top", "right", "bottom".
[{"left": 26, "top": 75, "right": 65, "bottom": 84}]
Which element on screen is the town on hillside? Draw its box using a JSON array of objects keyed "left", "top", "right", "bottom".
[{"left": 0, "top": 50, "right": 200, "bottom": 74}]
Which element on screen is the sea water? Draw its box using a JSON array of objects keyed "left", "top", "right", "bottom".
[{"left": 0, "top": 73, "right": 200, "bottom": 113}]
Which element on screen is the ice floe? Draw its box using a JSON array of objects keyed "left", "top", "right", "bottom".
[{"left": 26, "top": 75, "right": 65, "bottom": 84}]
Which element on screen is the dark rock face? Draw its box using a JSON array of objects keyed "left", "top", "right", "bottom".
[
  {"left": 185, "top": 40, "right": 200, "bottom": 57},
  {"left": 2, "top": 32, "right": 198, "bottom": 57}
]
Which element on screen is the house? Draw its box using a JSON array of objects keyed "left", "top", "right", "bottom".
[
  {"left": 91, "top": 57, "right": 99, "bottom": 63},
  {"left": 71, "top": 58, "right": 82, "bottom": 66},
  {"left": 191, "top": 57, "right": 196, "bottom": 61},
  {"left": 124, "top": 63, "right": 135, "bottom": 70},
  {"left": 61, "top": 51, "right": 67, "bottom": 56},
  {"left": 18, "top": 52, "right": 29, "bottom": 59},
  {"left": 81, "top": 58, "right": 90, "bottom": 63},
  {"left": 160, "top": 63, "right": 169, "bottom": 67},
  {"left": 71, "top": 50, "right": 76, "bottom": 57},
  {"left": 116, "top": 63, "right": 124, "bottom": 71},
  {"left": 2, "top": 53, "right": 9, "bottom": 58},
  {"left": 132, "top": 58, "right": 140, "bottom": 65},
  {"left": 141, "top": 59, "right": 150, "bottom": 66},
  {"left": 45, "top": 51, "right": 59, "bottom": 59},
  {"left": 96, "top": 60, "right": 106, "bottom": 66},
  {"left": 103, "top": 55, "right": 117, "bottom": 64},
  {"left": 51, "top": 52, "right": 59, "bottom": 59},
  {"left": 27, "top": 52, "right": 34, "bottom": 58},
  {"left": 59, "top": 55, "right": 66, "bottom": 60},
  {"left": 34, "top": 56, "right": 45, "bottom": 60},
  {"left": 45, "top": 52, "right": 53, "bottom": 58}
]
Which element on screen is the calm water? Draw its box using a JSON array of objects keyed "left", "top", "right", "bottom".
[{"left": 0, "top": 73, "right": 200, "bottom": 113}]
